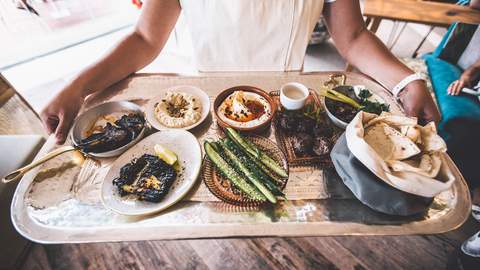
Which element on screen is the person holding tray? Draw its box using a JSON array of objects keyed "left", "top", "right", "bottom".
[{"left": 41, "top": 0, "right": 440, "bottom": 143}]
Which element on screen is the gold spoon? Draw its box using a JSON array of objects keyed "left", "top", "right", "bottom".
[{"left": 2, "top": 146, "right": 79, "bottom": 183}]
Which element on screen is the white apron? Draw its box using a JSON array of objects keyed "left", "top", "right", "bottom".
[{"left": 179, "top": 0, "right": 331, "bottom": 72}]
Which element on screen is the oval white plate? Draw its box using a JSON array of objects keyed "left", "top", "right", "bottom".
[
  {"left": 101, "top": 130, "right": 202, "bottom": 216},
  {"left": 145, "top": 85, "right": 210, "bottom": 130}
]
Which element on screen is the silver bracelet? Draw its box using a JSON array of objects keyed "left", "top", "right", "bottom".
[{"left": 392, "top": 73, "right": 425, "bottom": 98}]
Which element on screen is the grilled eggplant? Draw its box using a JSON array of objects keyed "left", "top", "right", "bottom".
[
  {"left": 113, "top": 154, "right": 177, "bottom": 202},
  {"left": 78, "top": 113, "right": 145, "bottom": 153},
  {"left": 116, "top": 113, "right": 145, "bottom": 139}
]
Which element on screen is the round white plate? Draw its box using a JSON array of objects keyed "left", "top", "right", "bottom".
[
  {"left": 145, "top": 85, "right": 210, "bottom": 130},
  {"left": 101, "top": 130, "right": 202, "bottom": 216}
]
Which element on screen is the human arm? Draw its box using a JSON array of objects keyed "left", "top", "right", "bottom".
[
  {"left": 444, "top": 0, "right": 480, "bottom": 95},
  {"left": 41, "top": 0, "right": 181, "bottom": 143},
  {"left": 448, "top": 59, "right": 480, "bottom": 95},
  {"left": 471, "top": 0, "right": 480, "bottom": 10},
  {"left": 323, "top": 0, "right": 440, "bottom": 124}
]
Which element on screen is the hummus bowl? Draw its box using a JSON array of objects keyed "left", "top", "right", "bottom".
[
  {"left": 214, "top": 86, "right": 276, "bottom": 131},
  {"left": 145, "top": 85, "right": 210, "bottom": 130}
]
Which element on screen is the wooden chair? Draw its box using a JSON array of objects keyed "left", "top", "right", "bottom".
[
  {"left": 364, "top": 0, "right": 480, "bottom": 56},
  {"left": 345, "top": 0, "right": 480, "bottom": 71},
  {"left": 364, "top": 0, "right": 480, "bottom": 31}
]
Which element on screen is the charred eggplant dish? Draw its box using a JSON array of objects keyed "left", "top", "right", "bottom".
[
  {"left": 113, "top": 154, "right": 177, "bottom": 203},
  {"left": 78, "top": 113, "right": 145, "bottom": 153}
]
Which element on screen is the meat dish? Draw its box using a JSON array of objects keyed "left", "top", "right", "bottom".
[
  {"left": 276, "top": 109, "right": 334, "bottom": 157},
  {"left": 313, "top": 122, "right": 333, "bottom": 138},
  {"left": 278, "top": 112, "right": 298, "bottom": 131},
  {"left": 292, "top": 133, "right": 314, "bottom": 156},
  {"left": 113, "top": 154, "right": 177, "bottom": 202},
  {"left": 312, "top": 136, "right": 331, "bottom": 156},
  {"left": 297, "top": 117, "right": 315, "bottom": 134}
]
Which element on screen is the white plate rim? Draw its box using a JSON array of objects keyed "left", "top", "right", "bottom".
[
  {"left": 100, "top": 130, "right": 202, "bottom": 216},
  {"left": 145, "top": 85, "right": 211, "bottom": 131}
]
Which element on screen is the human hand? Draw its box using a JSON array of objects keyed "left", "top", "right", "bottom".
[
  {"left": 448, "top": 69, "right": 476, "bottom": 95},
  {"left": 470, "top": 0, "right": 480, "bottom": 10},
  {"left": 398, "top": 80, "right": 441, "bottom": 125},
  {"left": 40, "top": 85, "right": 84, "bottom": 144}
]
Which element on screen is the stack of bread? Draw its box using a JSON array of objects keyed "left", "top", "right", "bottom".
[{"left": 346, "top": 112, "right": 455, "bottom": 198}]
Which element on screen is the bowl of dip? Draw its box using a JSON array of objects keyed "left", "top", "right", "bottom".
[{"left": 214, "top": 86, "right": 276, "bottom": 131}]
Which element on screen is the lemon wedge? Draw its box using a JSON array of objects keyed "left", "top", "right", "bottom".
[{"left": 154, "top": 144, "right": 177, "bottom": 165}]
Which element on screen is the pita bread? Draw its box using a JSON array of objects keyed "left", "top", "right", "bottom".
[
  {"left": 364, "top": 123, "right": 421, "bottom": 160},
  {"left": 419, "top": 122, "right": 447, "bottom": 152},
  {"left": 386, "top": 153, "right": 442, "bottom": 178},
  {"left": 348, "top": 111, "right": 455, "bottom": 196},
  {"left": 400, "top": 125, "right": 422, "bottom": 144},
  {"left": 364, "top": 112, "right": 417, "bottom": 129}
]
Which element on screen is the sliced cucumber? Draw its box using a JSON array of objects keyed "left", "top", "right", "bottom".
[
  {"left": 224, "top": 139, "right": 286, "bottom": 198},
  {"left": 204, "top": 141, "right": 266, "bottom": 201},
  {"left": 225, "top": 128, "right": 288, "bottom": 178},
  {"left": 219, "top": 141, "right": 277, "bottom": 203}
]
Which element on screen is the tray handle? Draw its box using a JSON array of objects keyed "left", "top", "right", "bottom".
[{"left": 324, "top": 73, "right": 347, "bottom": 88}]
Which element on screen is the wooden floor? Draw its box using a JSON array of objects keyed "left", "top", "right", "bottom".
[{"left": 19, "top": 217, "right": 480, "bottom": 270}]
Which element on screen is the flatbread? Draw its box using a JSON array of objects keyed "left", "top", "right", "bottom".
[
  {"left": 419, "top": 122, "right": 447, "bottom": 152},
  {"left": 364, "top": 123, "right": 421, "bottom": 160},
  {"left": 353, "top": 111, "right": 452, "bottom": 188},
  {"left": 386, "top": 153, "right": 442, "bottom": 178},
  {"left": 365, "top": 112, "right": 417, "bottom": 129},
  {"left": 400, "top": 125, "right": 422, "bottom": 144}
]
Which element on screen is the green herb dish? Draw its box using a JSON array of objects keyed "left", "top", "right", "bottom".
[{"left": 320, "top": 85, "right": 390, "bottom": 129}]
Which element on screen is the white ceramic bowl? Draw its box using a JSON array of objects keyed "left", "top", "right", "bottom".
[
  {"left": 279, "top": 82, "right": 309, "bottom": 110},
  {"left": 325, "top": 85, "right": 388, "bottom": 129},
  {"left": 324, "top": 101, "right": 348, "bottom": 129}
]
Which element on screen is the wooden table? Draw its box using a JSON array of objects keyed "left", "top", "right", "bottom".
[
  {"left": 3, "top": 72, "right": 478, "bottom": 269},
  {"left": 364, "top": 0, "right": 480, "bottom": 33}
]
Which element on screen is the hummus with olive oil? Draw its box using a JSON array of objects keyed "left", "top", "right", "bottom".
[
  {"left": 217, "top": 91, "right": 271, "bottom": 128},
  {"left": 155, "top": 91, "right": 202, "bottom": 128}
]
